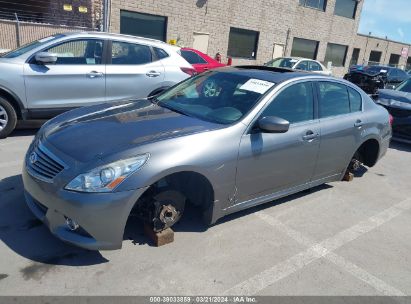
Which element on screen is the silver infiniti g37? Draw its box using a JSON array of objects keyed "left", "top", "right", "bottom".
[{"left": 23, "top": 66, "right": 392, "bottom": 250}]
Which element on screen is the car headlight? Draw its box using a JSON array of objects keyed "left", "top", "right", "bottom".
[{"left": 65, "top": 154, "right": 149, "bottom": 193}]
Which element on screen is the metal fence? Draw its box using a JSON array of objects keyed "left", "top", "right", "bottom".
[{"left": 0, "top": 14, "right": 96, "bottom": 51}]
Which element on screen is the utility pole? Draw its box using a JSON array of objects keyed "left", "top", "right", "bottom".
[
  {"left": 103, "top": 0, "right": 111, "bottom": 32},
  {"left": 15, "top": 13, "right": 21, "bottom": 47}
]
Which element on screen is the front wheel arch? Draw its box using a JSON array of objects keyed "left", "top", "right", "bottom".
[{"left": 127, "top": 171, "right": 215, "bottom": 232}]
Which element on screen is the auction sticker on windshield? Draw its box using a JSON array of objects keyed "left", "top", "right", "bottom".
[{"left": 240, "top": 79, "right": 275, "bottom": 94}]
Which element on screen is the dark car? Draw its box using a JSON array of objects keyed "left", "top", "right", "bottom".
[
  {"left": 376, "top": 78, "right": 411, "bottom": 143},
  {"left": 344, "top": 66, "right": 409, "bottom": 95}
]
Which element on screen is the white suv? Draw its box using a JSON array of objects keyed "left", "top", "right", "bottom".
[{"left": 0, "top": 32, "right": 195, "bottom": 138}]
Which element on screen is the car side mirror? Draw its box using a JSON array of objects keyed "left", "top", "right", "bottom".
[
  {"left": 34, "top": 52, "right": 57, "bottom": 65},
  {"left": 257, "top": 116, "right": 290, "bottom": 133}
]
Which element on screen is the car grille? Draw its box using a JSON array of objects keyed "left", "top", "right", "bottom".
[{"left": 27, "top": 143, "right": 65, "bottom": 182}]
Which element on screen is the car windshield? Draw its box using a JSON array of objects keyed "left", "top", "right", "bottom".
[
  {"left": 396, "top": 79, "right": 411, "bottom": 93},
  {"left": 265, "top": 58, "right": 297, "bottom": 68},
  {"left": 1, "top": 34, "right": 65, "bottom": 58},
  {"left": 155, "top": 71, "right": 275, "bottom": 125}
]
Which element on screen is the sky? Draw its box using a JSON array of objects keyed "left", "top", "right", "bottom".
[{"left": 358, "top": 0, "right": 411, "bottom": 44}]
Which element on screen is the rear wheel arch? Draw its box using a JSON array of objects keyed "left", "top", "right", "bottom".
[{"left": 354, "top": 138, "right": 380, "bottom": 167}]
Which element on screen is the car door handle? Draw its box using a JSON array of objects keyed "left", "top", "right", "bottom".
[
  {"left": 87, "top": 71, "right": 104, "bottom": 78},
  {"left": 302, "top": 131, "right": 319, "bottom": 141},
  {"left": 146, "top": 71, "right": 161, "bottom": 77},
  {"left": 354, "top": 120, "right": 363, "bottom": 128}
]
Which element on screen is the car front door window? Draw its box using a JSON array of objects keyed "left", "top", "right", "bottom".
[
  {"left": 261, "top": 82, "right": 314, "bottom": 124},
  {"left": 46, "top": 39, "right": 104, "bottom": 65}
]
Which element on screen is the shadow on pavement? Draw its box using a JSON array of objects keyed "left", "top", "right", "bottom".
[
  {"left": 125, "top": 183, "right": 334, "bottom": 247},
  {"left": 390, "top": 141, "right": 411, "bottom": 153},
  {"left": 8, "top": 129, "right": 39, "bottom": 138},
  {"left": 0, "top": 174, "right": 108, "bottom": 272}
]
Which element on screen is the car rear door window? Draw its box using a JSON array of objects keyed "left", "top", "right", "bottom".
[
  {"left": 154, "top": 47, "right": 169, "bottom": 60},
  {"left": 111, "top": 41, "right": 152, "bottom": 65},
  {"left": 46, "top": 39, "right": 104, "bottom": 65},
  {"left": 262, "top": 82, "right": 314, "bottom": 124},
  {"left": 348, "top": 87, "right": 362, "bottom": 112},
  {"left": 180, "top": 50, "right": 207, "bottom": 64},
  {"left": 309, "top": 61, "right": 323, "bottom": 71},
  {"left": 318, "top": 82, "right": 350, "bottom": 118},
  {"left": 295, "top": 61, "right": 309, "bottom": 71}
]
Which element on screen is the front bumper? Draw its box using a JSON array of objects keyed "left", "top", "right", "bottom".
[{"left": 23, "top": 163, "right": 148, "bottom": 250}]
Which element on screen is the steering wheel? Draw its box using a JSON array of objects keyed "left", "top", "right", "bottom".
[{"left": 202, "top": 80, "right": 220, "bottom": 97}]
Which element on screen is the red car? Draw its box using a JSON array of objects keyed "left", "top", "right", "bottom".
[{"left": 180, "top": 48, "right": 225, "bottom": 73}]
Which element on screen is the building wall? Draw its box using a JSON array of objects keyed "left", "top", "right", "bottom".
[
  {"left": 289, "top": 0, "right": 363, "bottom": 76},
  {"left": 109, "top": 0, "right": 365, "bottom": 76},
  {"left": 354, "top": 34, "right": 410, "bottom": 68}
]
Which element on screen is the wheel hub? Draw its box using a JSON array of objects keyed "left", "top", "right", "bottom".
[{"left": 0, "top": 105, "right": 8, "bottom": 131}]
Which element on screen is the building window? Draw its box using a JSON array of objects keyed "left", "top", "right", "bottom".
[
  {"left": 120, "top": 11, "right": 167, "bottom": 42},
  {"left": 350, "top": 48, "right": 360, "bottom": 66},
  {"left": 334, "top": 0, "right": 358, "bottom": 19},
  {"left": 290, "top": 38, "right": 319, "bottom": 60},
  {"left": 389, "top": 54, "right": 401, "bottom": 67},
  {"left": 227, "top": 27, "right": 259, "bottom": 59},
  {"left": 299, "top": 0, "right": 327, "bottom": 11},
  {"left": 324, "top": 43, "right": 348, "bottom": 67},
  {"left": 369, "top": 51, "right": 382, "bottom": 65}
]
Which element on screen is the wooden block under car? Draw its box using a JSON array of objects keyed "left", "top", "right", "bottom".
[
  {"left": 343, "top": 172, "right": 354, "bottom": 182},
  {"left": 144, "top": 223, "right": 174, "bottom": 246}
]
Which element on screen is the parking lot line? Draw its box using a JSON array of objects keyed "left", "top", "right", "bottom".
[{"left": 224, "top": 198, "right": 411, "bottom": 296}]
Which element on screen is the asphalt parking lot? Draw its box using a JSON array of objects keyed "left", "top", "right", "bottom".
[{"left": 1, "top": 126, "right": 411, "bottom": 296}]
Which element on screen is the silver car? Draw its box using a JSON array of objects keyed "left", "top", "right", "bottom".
[
  {"left": 0, "top": 32, "right": 195, "bottom": 138},
  {"left": 265, "top": 57, "right": 332, "bottom": 76},
  {"left": 23, "top": 66, "right": 391, "bottom": 250}
]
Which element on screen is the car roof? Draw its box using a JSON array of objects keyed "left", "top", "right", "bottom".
[
  {"left": 59, "top": 31, "right": 171, "bottom": 47},
  {"left": 221, "top": 66, "right": 321, "bottom": 83}
]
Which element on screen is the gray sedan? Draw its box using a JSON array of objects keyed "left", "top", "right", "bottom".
[{"left": 23, "top": 66, "right": 392, "bottom": 250}]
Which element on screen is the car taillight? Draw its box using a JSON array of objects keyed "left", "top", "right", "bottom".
[
  {"left": 389, "top": 114, "right": 394, "bottom": 126},
  {"left": 181, "top": 67, "right": 197, "bottom": 76}
]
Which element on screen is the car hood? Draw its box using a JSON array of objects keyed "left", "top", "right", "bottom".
[
  {"left": 42, "top": 99, "right": 223, "bottom": 162},
  {"left": 378, "top": 89, "right": 411, "bottom": 104}
]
